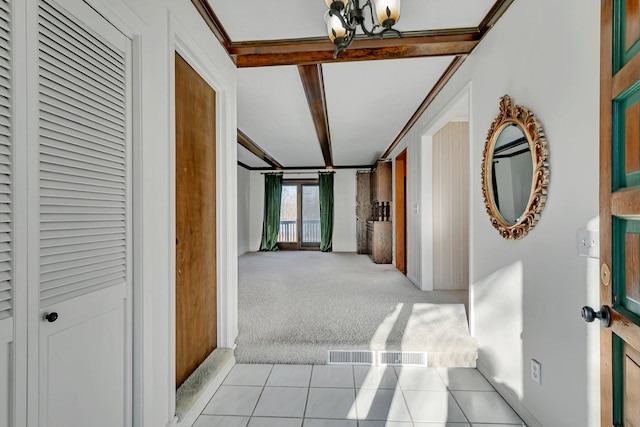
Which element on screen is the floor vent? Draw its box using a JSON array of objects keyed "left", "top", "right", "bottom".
[
  {"left": 379, "top": 351, "right": 428, "bottom": 366},
  {"left": 327, "top": 350, "right": 374, "bottom": 365}
]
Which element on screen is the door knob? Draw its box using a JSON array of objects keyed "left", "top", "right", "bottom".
[
  {"left": 581, "top": 305, "right": 611, "bottom": 327},
  {"left": 44, "top": 312, "right": 58, "bottom": 323}
]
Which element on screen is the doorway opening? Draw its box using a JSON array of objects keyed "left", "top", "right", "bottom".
[{"left": 278, "top": 180, "right": 321, "bottom": 250}]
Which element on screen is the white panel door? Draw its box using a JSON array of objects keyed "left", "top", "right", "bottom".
[
  {"left": 35, "top": 0, "right": 131, "bottom": 426},
  {"left": 0, "top": 319, "right": 12, "bottom": 427},
  {"left": 0, "top": 0, "right": 13, "bottom": 425}
]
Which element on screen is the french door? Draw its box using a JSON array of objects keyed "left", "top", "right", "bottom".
[
  {"left": 278, "top": 180, "right": 320, "bottom": 250},
  {"left": 598, "top": 1, "right": 640, "bottom": 425}
]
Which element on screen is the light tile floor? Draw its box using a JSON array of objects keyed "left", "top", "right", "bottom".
[{"left": 194, "top": 364, "right": 527, "bottom": 427}]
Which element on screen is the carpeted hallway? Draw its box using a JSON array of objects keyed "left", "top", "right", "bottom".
[{"left": 236, "top": 252, "right": 478, "bottom": 366}]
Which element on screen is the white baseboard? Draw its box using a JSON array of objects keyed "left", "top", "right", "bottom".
[
  {"left": 476, "top": 359, "right": 543, "bottom": 427},
  {"left": 407, "top": 273, "right": 421, "bottom": 289}
]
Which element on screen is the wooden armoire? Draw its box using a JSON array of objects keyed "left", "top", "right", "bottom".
[{"left": 356, "top": 160, "right": 392, "bottom": 263}]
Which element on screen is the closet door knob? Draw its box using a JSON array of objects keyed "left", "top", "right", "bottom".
[{"left": 44, "top": 312, "right": 58, "bottom": 323}]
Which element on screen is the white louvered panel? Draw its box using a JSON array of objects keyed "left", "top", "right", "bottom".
[
  {"left": 38, "top": 0, "right": 127, "bottom": 308},
  {"left": 0, "top": 0, "right": 10, "bottom": 322}
]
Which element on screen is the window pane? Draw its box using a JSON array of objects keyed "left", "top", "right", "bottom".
[
  {"left": 278, "top": 185, "right": 297, "bottom": 242},
  {"left": 302, "top": 185, "right": 320, "bottom": 245}
]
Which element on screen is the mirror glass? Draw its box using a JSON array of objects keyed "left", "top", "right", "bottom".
[{"left": 490, "top": 123, "right": 533, "bottom": 225}]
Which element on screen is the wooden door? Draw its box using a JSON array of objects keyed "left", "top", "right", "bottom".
[
  {"left": 175, "top": 53, "right": 217, "bottom": 388},
  {"left": 34, "top": 0, "right": 132, "bottom": 425},
  {"left": 600, "top": 1, "right": 640, "bottom": 424},
  {"left": 395, "top": 150, "right": 407, "bottom": 274}
]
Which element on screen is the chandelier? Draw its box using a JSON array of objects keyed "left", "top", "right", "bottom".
[{"left": 324, "top": 0, "right": 402, "bottom": 57}]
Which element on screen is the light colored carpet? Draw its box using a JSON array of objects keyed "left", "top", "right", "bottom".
[{"left": 236, "top": 251, "right": 478, "bottom": 366}]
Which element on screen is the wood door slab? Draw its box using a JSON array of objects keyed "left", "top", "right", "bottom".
[{"left": 175, "top": 53, "right": 217, "bottom": 388}]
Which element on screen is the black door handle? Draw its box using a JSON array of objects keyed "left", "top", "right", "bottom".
[
  {"left": 44, "top": 312, "right": 58, "bottom": 323},
  {"left": 581, "top": 306, "right": 610, "bottom": 328}
]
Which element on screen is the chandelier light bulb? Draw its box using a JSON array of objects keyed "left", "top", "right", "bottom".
[
  {"left": 324, "top": 10, "right": 347, "bottom": 44},
  {"left": 373, "top": 0, "right": 401, "bottom": 28}
]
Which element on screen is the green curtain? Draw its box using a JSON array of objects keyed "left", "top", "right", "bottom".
[
  {"left": 259, "top": 172, "right": 283, "bottom": 251},
  {"left": 318, "top": 171, "right": 335, "bottom": 252}
]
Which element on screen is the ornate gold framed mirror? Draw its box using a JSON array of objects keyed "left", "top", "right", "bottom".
[{"left": 481, "top": 95, "right": 549, "bottom": 239}]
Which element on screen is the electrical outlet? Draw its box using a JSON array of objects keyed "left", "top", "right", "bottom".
[{"left": 531, "top": 359, "right": 542, "bottom": 385}]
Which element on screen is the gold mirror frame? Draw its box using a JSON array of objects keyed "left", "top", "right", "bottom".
[{"left": 481, "top": 95, "right": 549, "bottom": 240}]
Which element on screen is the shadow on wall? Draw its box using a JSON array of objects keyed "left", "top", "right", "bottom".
[{"left": 473, "top": 261, "right": 524, "bottom": 402}]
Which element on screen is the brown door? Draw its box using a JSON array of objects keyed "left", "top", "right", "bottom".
[
  {"left": 599, "top": 1, "right": 640, "bottom": 424},
  {"left": 175, "top": 53, "right": 217, "bottom": 388},
  {"left": 395, "top": 150, "right": 407, "bottom": 274}
]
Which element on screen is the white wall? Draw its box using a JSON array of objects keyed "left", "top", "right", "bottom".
[
  {"left": 238, "top": 166, "right": 251, "bottom": 255},
  {"left": 389, "top": 0, "right": 600, "bottom": 426},
  {"left": 82, "top": 1, "right": 238, "bottom": 427},
  {"left": 248, "top": 169, "right": 358, "bottom": 252}
]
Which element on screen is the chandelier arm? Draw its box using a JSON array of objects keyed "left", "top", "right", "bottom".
[
  {"left": 359, "top": 21, "right": 382, "bottom": 37},
  {"left": 333, "top": 27, "right": 356, "bottom": 58},
  {"left": 376, "top": 27, "right": 402, "bottom": 38}
]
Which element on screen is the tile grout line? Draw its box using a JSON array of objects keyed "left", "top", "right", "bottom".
[{"left": 246, "top": 364, "right": 275, "bottom": 426}]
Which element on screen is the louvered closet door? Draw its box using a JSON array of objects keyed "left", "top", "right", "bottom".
[
  {"left": 36, "top": 0, "right": 131, "bottom": 426},
  {"left": 0, "top": 1, "right": 12, "bottom": 427}
]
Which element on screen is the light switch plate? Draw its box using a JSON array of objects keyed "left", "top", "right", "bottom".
[{"left": 577, "top": 228, "right": 599, "bottom": 258}]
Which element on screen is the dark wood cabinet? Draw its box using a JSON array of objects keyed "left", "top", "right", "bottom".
[
  {"left": 366, "top": 221, "right": 392, "bottom": 264},
  {"left": 357, "top": 160, "right": 393, "bottom": 263},
  {"left": 372, "top": 160, "right": 392, "bottom": 203},
  {"left": 356, "top": 171, "right": 371, "bottom": 254}
]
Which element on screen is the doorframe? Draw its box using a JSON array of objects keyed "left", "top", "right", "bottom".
[
  {"left": 168, "top": 13, "right": 238, "bottom": 423},
  {"left": 417, "top": 83, "right": 472, "bottom": 293}
]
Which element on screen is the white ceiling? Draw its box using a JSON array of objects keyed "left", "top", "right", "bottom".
[
  {"left": 237, "top": 66, "right": 325, "bottom": 167},
  {"left": 204, "top": 0, "right": 501, "bottom": 169},
  {"left": 324, "top": 56, "right": 454, "bottom": 165}
]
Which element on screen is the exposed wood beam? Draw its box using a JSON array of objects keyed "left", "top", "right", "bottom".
[
  {"left": 237, "top": 129, "right": 283, "bottom": 169},
  {"left": 191, "top": 0, "right": 232, "bottom": 49},
  {"left": 250, "top": 165, "right": 374, "bottom": 171},
  {"left": 298, "top": 64, "right": 333, "bottom": 168},
  {"left": 478, "top": 0, "right": 516, "bottom": 34},
  {"left": 382, "top": 55, "right": 467, "bottom": 159},
  {"left": 237, "top": 161, "right": 251, "bottom": 170},
  {"left": 231, "top": 30, "right": 480, "bottom": 67}
]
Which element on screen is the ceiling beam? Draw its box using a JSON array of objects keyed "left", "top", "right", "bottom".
[
  {"left": 191, "top": 0, "right": 232, "bottom": 49},
  {"left": 231, "top": 30, "right": 480, "bottom": 67},
  {"left": 237, "top": 129, "right": 283, "bottom": 169},
  {"left": 382, "top": 55, "right": 467, "bottom": 159},
  {"left": 479, "top": 0, "right": 516, "bottom": 34},
  {"left": 298, "top": 64, "right": 333, "bottom": 168}
]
